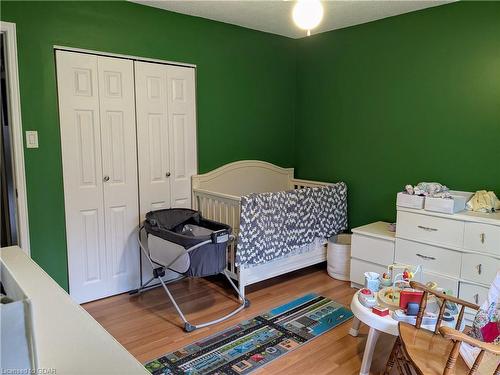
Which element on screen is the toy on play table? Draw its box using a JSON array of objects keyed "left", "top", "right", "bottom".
[
  {"left": 358, "top": 288, "right": 377, "bottom": 308},
  {"left": 425, "top": 282, "right": 459, "bottom": 315},
  {"left": 399, "top": 289, "right": 424, "bottom": 310},
  {"left": 381, "top": 272, "right": 392, "bottom": 287},
  {"left": 377, "top": 263, "right": 423, "bottom": 309},
  {"left": 389, "top": 263, "right": 422, "bottom": 288},
  {"left": 364, "top": 272, "right": 381, "bottom": 293},
  {"left": 372, "top": 306, "right": 390, "bottom": 317}
]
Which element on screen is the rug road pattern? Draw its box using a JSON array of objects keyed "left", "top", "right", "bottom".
[{"left": 145, "top": 294, "right": 353, "bottom": 375}]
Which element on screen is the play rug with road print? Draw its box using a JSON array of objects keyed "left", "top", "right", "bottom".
[{"left": 145, "top": 293, "right": 353, "bottom": 375}]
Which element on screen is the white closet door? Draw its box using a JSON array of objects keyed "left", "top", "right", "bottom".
[
  {"left": 166, "top": 65, "right": 197, "bottom": 208},
  {"left": 56, "top": 51, "right": 107, "bottom": 303},
  {"left": 135, "top": 61, "right": 196, "bottom": 217},
  {"left": 97, "top": 56, "right": 139, "bottom": 295},
  {"left": 135, "top": 61, "right": 171, "bottom": 220},
  {"left": 57, "top": 51, "right": 139, "bottom": 303}
]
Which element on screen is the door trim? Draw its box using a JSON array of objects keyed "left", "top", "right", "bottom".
[
  {"left": 1, "top": 21, "right": 30, "bottom": 255},
  {"left": 53, "top": 45, "right": 197, "bottom": 68}
]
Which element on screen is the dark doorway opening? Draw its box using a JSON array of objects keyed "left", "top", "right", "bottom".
[{"left": 1, "top": 33, "right": 18, "bottom": 247}]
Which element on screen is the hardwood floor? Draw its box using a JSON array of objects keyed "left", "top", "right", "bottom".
[{"left": 83, "top": 265, "right": 395, "bottom": 374}]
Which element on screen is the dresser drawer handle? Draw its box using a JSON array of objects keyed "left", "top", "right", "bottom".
[
  {"left": 474, "top": 293, "right": 479, "bottom": 304},
  {"left": 476, "top": 264, "right": 482, "bottom": 275},
  {"left": 480, "top": 233, "right": 485, "bottom": 244},
  {"left": 417, "top": 225, "right": 438, "bottom": 232},
  {"left": 416, "top": 253, "right": 436, "bottom": 261}
]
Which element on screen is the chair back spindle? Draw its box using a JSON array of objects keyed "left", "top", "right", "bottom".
[
  {"left": 435, "top": 298, "right": 448, "bottom": 334},
  {"left": 455, "top": 305, "right": 465, "bottom": 331},
  {"left": 468, "top": 349, "right": 485, "bottom": 375},
  {"left": 415, "top": 290, "right": 428, "bottom": 329}
]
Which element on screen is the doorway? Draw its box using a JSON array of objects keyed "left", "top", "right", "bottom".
[
  {"left": 1, "top": 34, "right": 18, "bottom": 247},
  {"left": 0, "top": 22, "right": 29, "bottom": 252}
]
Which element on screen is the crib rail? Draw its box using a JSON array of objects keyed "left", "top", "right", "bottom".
[
  {"left": 193, "top": 188, "right": 241, "bottom": 279},
  {"left": 192, "top": 178, "right": 332, "bottom": 282},
  {"left": 290, "top": 178, "right": 332, "bottom": 189}
]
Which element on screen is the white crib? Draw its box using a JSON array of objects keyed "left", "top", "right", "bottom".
[{"left": 192, "top": 160, "right": 333, "bottom": 297}]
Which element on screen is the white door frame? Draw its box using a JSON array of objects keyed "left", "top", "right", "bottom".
[{"left": 1, "top": 21, "right": 30, "bottom": 255}]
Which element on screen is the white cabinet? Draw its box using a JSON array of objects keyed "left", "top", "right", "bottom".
[
  {"left": 56, "top": 50, "right": 197, "bottom": 303},
  {"left": 351, "top": 232, "right": 394, "bottom": 265},
  {"left": 395, "top": 238, "right": 461, "bottom": 278},
  {"left": 396, "top": 207, "right": 500, "bottom": 305},
  {"left": 350, "top": 221, "right": 395, "bottom": 288},
  {"left": 396, "top": 210, "right": 464, "bottom": 249},
  {"left": 461, "top": 253, "right": 500, "bottom": 286},
  {"left": 351, "top": 207, "right": 499, "bottom": 315},
  {"left": 463, "top": 222, "right": 500, "bottom": 255},
  {"left": 459, "top": 282, "right": 490, "bottom": 321},
  {"left": 459, "top": 282, "right": 489, "bottom": 306}
]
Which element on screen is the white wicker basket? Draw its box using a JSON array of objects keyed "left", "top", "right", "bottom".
[{"left": 327, "top": 234, "right": 351, "bottom": 281}]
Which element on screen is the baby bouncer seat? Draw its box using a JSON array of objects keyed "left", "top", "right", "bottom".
[{"left": 131, "top": 208, "right": 249, "bottom": 332}]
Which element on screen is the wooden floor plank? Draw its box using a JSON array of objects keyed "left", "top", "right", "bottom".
[{"left": 83, "top": 265, "right": 395, "bottom": 374}]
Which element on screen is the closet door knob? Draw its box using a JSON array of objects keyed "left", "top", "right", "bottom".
[
  {"left": 103, "top": 176, "right": 110, "bottom": 182},
  {"left": 165, "top": 172, "right": 171, "bottom": 177}
]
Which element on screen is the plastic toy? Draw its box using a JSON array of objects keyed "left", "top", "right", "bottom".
[
  {"left": 372, "top": 306, "right": 390, "bottom": 317},
  {"left": 358, "top": 288, "right": 377, "bottom": 308},
  {"left": 399, "top": 290, "right": 424, "bottom": 309},
  {"left": 381, "top": 273, "right": 392, "bottom": 287},
  {"left": 406, "top": 302, "right": 420, "bottom": 316}
]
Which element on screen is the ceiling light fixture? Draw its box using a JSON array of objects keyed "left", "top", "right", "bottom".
[{"left": 292, "top": 0, "right": 324, "bottom": 36}]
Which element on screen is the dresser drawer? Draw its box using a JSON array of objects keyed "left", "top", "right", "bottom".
[
  {"left": 463, "top": 222, "right": 500, "bottom": 256},
  {"left": 459, "top": 282, "right": 489, "bottom": 306},
  {"left": 396, "top": 211, "right": 464, "bottom": 248},
  {"left": 459, "top": 282, "right": 489, "bottom": 322},
  {"left": 351, "top": 233, "right": 394, "bottom": 266},
  {"left": 421, "top": 271, "right": 459, "bottom": 296},
  {"left": 350, "top": 258, "right": 387, "bottom": 287},
  {"left": 461, "top": 253, "right": 500, "bottom": 285},
  {"left": 395, "top": 238, "right": 461, "bottom": 278}
]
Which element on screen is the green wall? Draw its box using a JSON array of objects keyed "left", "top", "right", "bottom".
[
  {"left": 1, "top": 1, "right": 296, "bottom": 289},
  {"left": 295, "top": 1, "right": 500, "bottom": 228},
  {"left": 2, "top": 1, "right": 499, "bottom": 290}
]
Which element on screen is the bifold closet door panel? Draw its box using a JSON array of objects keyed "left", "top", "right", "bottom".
[
  {"left": 135, "top": 61, "right": 197, "bottom": 219},
  {"left": 56, "top": 51, "right": 107, "bottom": 303},
  {"left": 97, "top": 56, "right": 139, "bottom": 294},
  {"left": 135, "top": 61, "right": 171, "bottom": 220},
  {"left": 166, "top": 65, "right": 197, "bottom": 209},
  {"left": 57, "top": 50, "right": 140, "bottom": 303}
]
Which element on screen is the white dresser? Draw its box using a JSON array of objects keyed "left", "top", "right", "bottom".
[
  {"left": 395, "top": 207, "right": 500, "bottom": 316},
  {"left": 350, "top": 221, "right": 396, "bottom": 288}
]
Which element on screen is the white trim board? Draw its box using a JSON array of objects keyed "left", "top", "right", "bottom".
[
  {"left": 53, "top": 45, "right": 197, "bottom": 68},
  {"left": 0, "top": 21, "right": 30, "bottom": 255}
]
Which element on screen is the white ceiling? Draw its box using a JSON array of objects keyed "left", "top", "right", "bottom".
[{"left": 131, "top": 0, "right": 453, "bottom": 39}]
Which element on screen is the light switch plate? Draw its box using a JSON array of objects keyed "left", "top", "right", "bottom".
[{"left": 26, "top": 131, "right": 39, "bottom": 149}]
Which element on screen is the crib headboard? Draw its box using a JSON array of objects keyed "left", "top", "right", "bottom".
[{"left": 192, "top": 160, "right": 294, "bottom": 197}]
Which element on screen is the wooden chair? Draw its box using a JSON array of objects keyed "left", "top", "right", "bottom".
[{"left": 384, "top": 281, "right": 500, "bottom": 375}]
